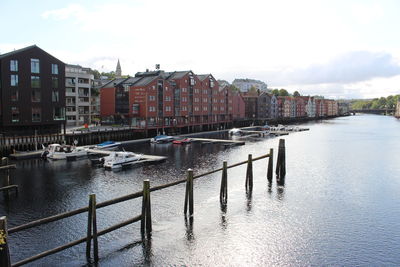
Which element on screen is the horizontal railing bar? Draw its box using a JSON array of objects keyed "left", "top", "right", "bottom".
[
  {"left": 9, "top": 192, "right": 144, "bottom": 234},
  {"left": 9, "top": 153, "right": 269, "bottom": 234},
  {"left": 12, "top": 215, "right": 142, "bottom": 267}
]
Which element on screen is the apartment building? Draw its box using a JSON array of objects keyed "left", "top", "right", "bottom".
[
  {"left": 0, "top": 45, "right": 65, "bottom": 135},
  {"left": 65, "top": 65, "right": 95, "bottom": 126}
]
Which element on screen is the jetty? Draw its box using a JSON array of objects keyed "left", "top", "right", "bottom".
[{"left": 189, "top": 137, "right": 245, "bottom": 146}]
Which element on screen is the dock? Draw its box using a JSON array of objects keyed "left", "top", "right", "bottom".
[
  {"left": 189, "top": 137, "right": 245, "bottom": 146},
  {"left": 9, "top": 150, "right": 43, "bottom": 160}
]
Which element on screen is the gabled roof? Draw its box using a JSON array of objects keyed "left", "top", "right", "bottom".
[
  {"left": 166, "top": 70, "right": 192, "bottom": 80},
  {"left": 133, "top": 76, "right": 158, "bottom": 87},
  {"left": 102, "top": 78, "right": 129, "bottom": 88},
  {"left": 0, "top": 45, "right": 65, "bottom": 64},
  {"left": 197, "top": 74, "right": 209, "bottom": 81}
]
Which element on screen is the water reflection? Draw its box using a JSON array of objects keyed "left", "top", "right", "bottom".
[
  {"left": 184, "top": 216, "right": 194, "bottom": 242},
  {"left": 246, "top": 191, "right": 252, "bottom": 212},
  {"left": 276, "top": 186, "right": 285, "bottom": 201}
]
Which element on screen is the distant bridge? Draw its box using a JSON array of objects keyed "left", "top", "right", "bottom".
[{"left": 349, "top": 109, "right": 395, "bottom": 115}]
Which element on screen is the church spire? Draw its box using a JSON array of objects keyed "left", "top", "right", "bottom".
[{"left": 116, "top": 59, "right": 122, "bottom": 78}]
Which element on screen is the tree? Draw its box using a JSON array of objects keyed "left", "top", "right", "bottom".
[
  {"left": 271, "top": 89, "right": 279, "bottom": 96},
  {"left": 293, "top": 91, "right": 300, "bottom": 97},
  {"left": 278, "top": 89, "right": 289, "bottom": 96},
  {"left": 91, "top": 69, "right": 101, "bottom": 79}
]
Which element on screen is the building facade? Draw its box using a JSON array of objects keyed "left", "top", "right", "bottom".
[
  {"left": 232, "top": 78, "right": 268, "bottom": 92},
  {"left": 0, "top": 45, "right": 65, "bottom": 135},
  {"left": 65, "top": 65, "right": 95, "bottom": 126}
]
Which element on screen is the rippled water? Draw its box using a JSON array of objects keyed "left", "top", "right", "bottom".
[{"left": 1, "top": 114, "right": 400, "bottom": 266}]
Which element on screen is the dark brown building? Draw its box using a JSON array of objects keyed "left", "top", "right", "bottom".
[{"left": 0, "top": 45, "right": 65, "bottom": 135}]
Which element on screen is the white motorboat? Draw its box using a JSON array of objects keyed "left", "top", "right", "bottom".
[
  {"left": 228, "top": 128, "right": 243, "bottom": 136},
  {"left": 102, "top": 151, "right": 143, "bottom": 169},
  {"left": 42, "top": 144, "right": 87, "bottom": 160}
]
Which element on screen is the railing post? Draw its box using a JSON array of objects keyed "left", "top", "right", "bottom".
[
  {"left": 275, "top": 139, "right": 286, "bottom": 184},
  {"left": 184, "top": 169, "right": 194, "bottom": 217},
  {"left": 86, "top": 194, "right": 99, "bottom": 262},
  {"left": 86, "top": 194, "right": 94, "bottom": 259},
  {"left": 267, "top": 148, "right": 273, "bottom": 183},
  {"left": 141, "top": 179, "right": 152, "bottom": 239},
  {"left": 0, "top": 216, "right": 11, "bottom": 267},
  {"left": 245, "top": 154, "right": 253, "bottom": 193},
  {"left": 220, "top": 161, "right": 228, "bottom": 205}
]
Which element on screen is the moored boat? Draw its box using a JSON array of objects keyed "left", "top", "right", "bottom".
[
  {"left": 42, "top": 144, "right": 87, "bottom": 160},
  {"left": 228, "top": 128, "right": 243, "bottom": 136},
  {"left": 150, "top": 135, "right": 175, "bottom": 144},
  {"left": 102, "top": 151, "right": 143, "bottom": 169},
  {"left": 172, "top": 138, "right": 192, "bottom": 145},
  {"left": 95, "top": 141, "right": 121, "bottom": 150}
]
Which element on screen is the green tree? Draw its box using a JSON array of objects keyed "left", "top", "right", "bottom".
[
  {"left": 271, "top": 89, "right": 279, "bottom": 96},
  {"left": 293, "top": 91, "right": 300, "bottom": 97},
  {"left": 278, "top": 88, "right": 289, "bottom": 96}
]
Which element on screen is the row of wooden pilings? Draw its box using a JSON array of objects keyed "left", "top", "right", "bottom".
[{"left": 0, "top": 139, "right": 286, "bottom": 266}]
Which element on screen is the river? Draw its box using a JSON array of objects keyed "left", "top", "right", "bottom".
[{"left": 1, "top": 114, "right": 400, "bottom": 266}]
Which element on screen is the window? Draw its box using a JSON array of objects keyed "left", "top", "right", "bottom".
[
  {"left": 149, "top": 95, "right": 156, "bottom": 101},
  {"left": 203, "top": 98, "right": 207, "bottom": 102},
  {"left": 66, "top": 87, "right": 75, "bottom": 93},
  {"left": 10, "top": 60, "right": 18, "bottom": 71},
  {"left": 52, "top": 64, "right": 58, "bottom": 75},
  {"left": 11, "top": 75, "right": 18, "bottom": 86},
  {"left": 11, "top": 90, "right": 18, "bottom": 101},
  {"left": 52, "top": 90, "right": 59, "bottom": 102},
  {"left": 31, "top": 76, "right": 40, "bottom": 88},
  {"left": 11, "top": 107, "right": 19, "bottom": 122},
  {"left": 52, "top": 77, "right": 58, "bottom": 88},
  {"left": 32, "top": 90, "right": 41, "bottom": 102},
  {"left": 165, "top": 96, "right": 171, "bottom": 101},
  {"left": 189, "top": 76, "right": 195, "bottom": 85},
  {"left": 66, "top": 78, "right": 75, "bottom": 85},
  {"left": 210, "top": 79, "right": 214, "bottom": 88},
  {"left": 31, "top": 59, "right": 40, "bottom": 73},
  {"left": 149, "top": 106, "right": 156, "bottom": 112},
  {"left": 32, "top": 107, "right": 41, "bottom": 122},
  {"left": 53, "top": 107, "right": 65, "bottom": 120},
  {"left": 165, "top": 106, "right": 172, "bottom": 112}
]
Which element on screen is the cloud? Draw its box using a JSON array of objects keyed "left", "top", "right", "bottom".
[
  {"left": 239, "top": 51, "right": 400, "bottom": 86},
  {"left": 41, "top": 4, "right": 85, "bottom": 20}
]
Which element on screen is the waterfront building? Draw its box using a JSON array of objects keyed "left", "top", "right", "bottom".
[
  {"left": 231, "top": 89, "right": 245, "bottom": 120},
  {"left": 65, "top": 65, "right": 95, "bottom": 126},
  {"left": 257, "top": 92, "right": 270, "bottom": 118},
  {"left": 295, "top": 96, "right": 307, "bottom": 117},
  {"left": 277, "top": 97, "right": 284, "bottom": 118},
  {"left": 242, "top": 91, "right": 258, "bottom": 119},
  {"left": 0, "top": 45, "right": 65, "bottom": 135},
  {"left": 281, "top": 97, "right": 292, "bottom": 118},
  {"left": 270, "top": 94, "right": 278, "bottom": 119},
  {"left": 232, "top": 78, "right": 268, "bottom": 92},
  {"left": 305, "top": 96, "right": 316, "bottom": 117},
  {"left": 315, "top": 98, "right": 325, "bottom": 117},
  {"left": 290, "top": 97, "right": 296, "bottom": 118},
  {"left": 100, "top": 69, "right": 232, "bottom": 130}
]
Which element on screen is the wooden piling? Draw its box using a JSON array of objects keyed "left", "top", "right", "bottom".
[
  {"left": 275, "top": 139, "right": 286, "bottom": 183},
  {"left": 267, "top": 148, "right": 273, "bottom": 183},
  {"left": 0, "top": 216, "right": 11, "bottom": 267},
  {"left": 141, "top": 179, "right": 152, "bottom": 238},
  {"left": 86, "top": 194, "right": 94, "bottom": 259},
  {"left": 220, "top": 161, "right": 228, "bottom": 205},
  {"left": 85, "top": 194, "right": 99, "bottom": 262},
  {"left": 245, "top": 154, "right": 253, "bottom": 193},
  {"left": 184, "top": 169, "right": 194, "bottom": 217}
]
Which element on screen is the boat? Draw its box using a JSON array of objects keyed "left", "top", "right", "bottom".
[
  {"left": 172, "top": 138, "right": 192, "bottom": 145},
  {"left": 102, "top": 151, "right": 143, "bottom": 169},
  {"left": 261, "top": 124, "right": 271, "bottom": 131},
  {"left": 42, "top": 144, "right": 87, "bottom": 160},
  {"left": 228, "top": 128, "right": 243, "bottom": 136},
  {"left": 95, "top": 141, "right": 121, "bottom": 150},
  {"left": 150, "top": 135, "right": 175, "bottom": 144}
]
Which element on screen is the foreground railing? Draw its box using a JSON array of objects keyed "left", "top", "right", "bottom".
[{"left": 0, "top": 139, "right": 287, "bottom": 266}]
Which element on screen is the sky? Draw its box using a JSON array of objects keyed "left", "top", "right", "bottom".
[{"left": 1, "top": 0, "right": 400, "bottom": 99}]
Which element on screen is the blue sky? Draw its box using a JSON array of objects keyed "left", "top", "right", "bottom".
[{"left": 1, "top": 0, "right": 400, "bottom": 99}]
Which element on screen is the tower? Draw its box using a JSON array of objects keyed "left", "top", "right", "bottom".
[{"left": 116, "top": 59, "right": 122, "bottom": 78}]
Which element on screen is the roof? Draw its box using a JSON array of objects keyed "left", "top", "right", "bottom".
[
  {"left": 0, "top": 45, "right": 65, "bottom": 64},
  {"left": 166, "top": 71, "right": 192, "bottom": 80},
  {"left": 133, "top": 76, "right": 158, "bottom": 87},
  {"left": 197, "top": 74, "right": 209, "bottom": 81},
  {"left": 101, "top": 78, "right": 129, "bottom": 88}
]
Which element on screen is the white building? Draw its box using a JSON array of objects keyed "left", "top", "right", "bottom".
[
  {"left": 232, "top": 78, "right": 268, "bottom": 92},
  {"left": 306, "top": 97, "right": 316, "bottom": 117},
  {"left": 65, "top": 65, "right": 94, "bottom": 126}
]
